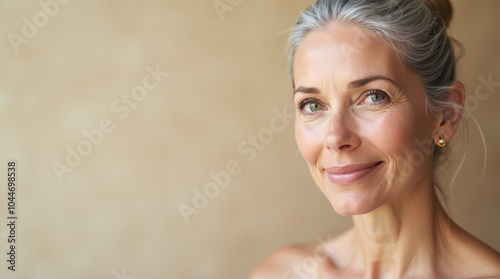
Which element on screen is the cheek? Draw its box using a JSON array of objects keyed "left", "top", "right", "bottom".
[
  {"left": 296, "top": 119, "right": 330, "bottom": 195},
  {"left": 367, "top": 107, "right": 432, "bottom": 185},
  {"left": 295, "top": 120, "right": 324, "bottom": 166},
  {"left": 360, "top": 102, "right": 424, "bottom": 155},
  {"left": 372, "top": 112, "right": 415, "bottom": 153}
]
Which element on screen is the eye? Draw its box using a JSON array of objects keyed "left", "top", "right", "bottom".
[
  {"left": 299, "top": 99, "right": 324, "bottom": 114},
  {"left": 361, "top": 90, "right": 388, "bottom": 105}
]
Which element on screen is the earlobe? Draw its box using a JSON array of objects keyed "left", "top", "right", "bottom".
[{"left": 433, "top": 81, "right": 465, "bottom": 145}]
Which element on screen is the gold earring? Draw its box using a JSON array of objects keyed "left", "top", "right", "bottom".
[{"left": 437, "top": 135, "right": 447, "bottom": 147}]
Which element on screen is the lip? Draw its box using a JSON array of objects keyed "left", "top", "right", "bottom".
[{"left": 325, "top": 161, "right": 383, "bottom": 185}]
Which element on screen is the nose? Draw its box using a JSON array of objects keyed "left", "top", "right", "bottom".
[{"left": 324, "top": 112, "right": 360, "bottom": 152}]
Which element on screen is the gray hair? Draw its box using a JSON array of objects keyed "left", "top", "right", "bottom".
[{"left": 287, "top": 0, "right": 461, "bottom": 113}]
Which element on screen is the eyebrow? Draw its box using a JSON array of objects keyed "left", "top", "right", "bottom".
[{"left": 293, "top": 75, "right": 400, "bottom": 95}]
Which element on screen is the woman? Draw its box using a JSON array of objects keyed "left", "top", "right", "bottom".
[{"left": 251, "top": 0, "right": 500, "bottom": 278}]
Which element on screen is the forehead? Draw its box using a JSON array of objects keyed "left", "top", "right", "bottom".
[{"left": 293, "top": 24, "right": 406, "bottom": 87}]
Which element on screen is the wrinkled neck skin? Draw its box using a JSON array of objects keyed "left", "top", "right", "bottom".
[{"left": 347, "top": 164, "right": 452, "bottom": 278}]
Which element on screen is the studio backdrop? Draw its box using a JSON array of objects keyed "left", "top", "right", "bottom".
[{"left": 0, "top": 0, "right": 499, "bottom": 278}]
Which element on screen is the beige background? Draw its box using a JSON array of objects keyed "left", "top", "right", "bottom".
[{"left": 0, "top": 0, "right": 498, "bottom": 278}]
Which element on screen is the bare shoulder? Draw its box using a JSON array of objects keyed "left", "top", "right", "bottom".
[
  {"left": 249, "top": 243, "right": 318, "bottom": 279},
  {"left": 448, "top": 222, "right": 500, "bottom": 278},
  {"left": 467, "top": 241, "right": 500, "bottom": 278},
  {"left": 249, "top": 229, "right": 355, "bottom": 279}
]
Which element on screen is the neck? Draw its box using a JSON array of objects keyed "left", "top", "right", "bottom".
[{"left": 350, "top": 172, "right": 451, "bottom": 278}]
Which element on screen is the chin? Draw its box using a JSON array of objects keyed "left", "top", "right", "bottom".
[
  {"left": 331, "top": 204, "right": 374, "bottom": 216},
  {"left": 327, "top": 193, "right": 383, "bottom": 216}
]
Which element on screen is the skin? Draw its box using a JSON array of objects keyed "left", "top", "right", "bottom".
[{"left": 250, "top": 23, "right": 500, "bottom": 279}]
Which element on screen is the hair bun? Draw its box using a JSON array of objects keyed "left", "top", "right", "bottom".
[{"left": 423, "top": 0, "right": 453, "bottom": 27}]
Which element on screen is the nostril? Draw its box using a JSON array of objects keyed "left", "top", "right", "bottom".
[{"left": 338, "top": 144, "right": 351, "bottom": 150}]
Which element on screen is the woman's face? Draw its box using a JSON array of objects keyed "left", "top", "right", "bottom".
[{"left": 293, "top": 24, "right": 440, "bottom": 215}]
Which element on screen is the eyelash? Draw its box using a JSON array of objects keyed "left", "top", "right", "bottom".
[{"left": 296, "top": 89, "right": 390, "bottom": 114}]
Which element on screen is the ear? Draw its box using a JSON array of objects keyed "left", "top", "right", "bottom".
[{"left": 433, "top": 81, "right": 465, "bottom": 146}]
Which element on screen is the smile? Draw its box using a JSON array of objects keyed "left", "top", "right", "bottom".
[{"left": 325, "top": 161, "right": 383, "bottom": 185}]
